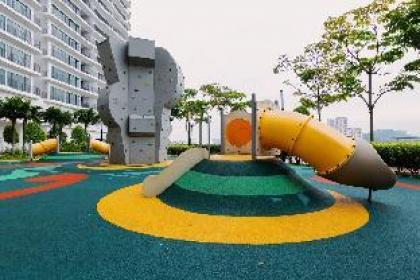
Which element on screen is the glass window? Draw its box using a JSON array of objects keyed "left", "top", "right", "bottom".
[
  {"left": 0, "top": 41, "right": 5, "bottom": 58},
  {"left": 50, "top": 86, "right": 81, "bottom": 106},
  {"left": 4, "top": 42, "right": 31, "bottom": 67},
  {"left": 4, "top": 17, "right": 31, "bottom": 43},
  {"left": 0, "top": 67, "right": 5, "bottom": 85},
  {"left": 3, "top": 0, "right": 31, "bottom": 19},
  {"left": 51, "top": 66, "right": 80, "bottom": 88},
  {"left": 51, "top": 4, "right": 80, "bottom": 33},
  {"left": 51, "top": 25, "right": 79, "bottom": 51},
  {"left": 52, "top": 45, "right": 79, "bottom": 69},
  {"left": 7, "top": 71, "right": 30, "bottom": 92},
  {"left": 0, "top": 15, "right": 5, "bottom": 30}
]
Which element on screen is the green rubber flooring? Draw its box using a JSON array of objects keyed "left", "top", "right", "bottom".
[
  {"left": 40, "top": 153, "right": 104, "bottom": 162},
  {"left": 0, "top": 159, "right": 418, "bottom": 279}
]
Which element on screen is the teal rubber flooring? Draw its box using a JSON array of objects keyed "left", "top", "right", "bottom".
[{"left": 0, "top": 160, "right": 418, "bottom": 279}]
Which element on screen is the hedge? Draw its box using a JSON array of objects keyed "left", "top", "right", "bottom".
[
  {"left": 167, "top": 144, "right": 221, "bottom": 156},
  {"left": 373, "top": 142, "right": 420, "bottom": 175}
]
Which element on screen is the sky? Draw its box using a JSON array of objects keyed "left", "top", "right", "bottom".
[{"left": 130, "top": 0, "right": 420, "bottom": 143}]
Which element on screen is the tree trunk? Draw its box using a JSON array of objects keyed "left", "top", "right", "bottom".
[
  {"left": 317, "top": 88, "right": 322, "bottom": 122},
  {"left": 317, "top": 105, "right": 322, "bottom": 122},
  {"left": 187, "top": 119, "right": 192, "bottom": 146},
  {"left": 11, "top": 119, "right": 16, "bottom": 153},
  {"left": 22, "top": 118, "right": 27, "bottom": 151},
  {"left": 198, "top": 116, "right": 203, "bottom": 147},
  {"left": 368, "top": 72, "right": 374, "bottom": 142}
]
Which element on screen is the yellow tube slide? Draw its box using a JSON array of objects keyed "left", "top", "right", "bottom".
[
  {"left": 259, "top": 111, "right": 355, "bottom": 175},
  {"left": 259, "top": 110, "right": 396, "bottom": 190},
  {"left": 32, "top": 139, "right": 58, "bottom": 157},
  {"left": 90, "top": 139, "right": 110, "bottom": 155}
]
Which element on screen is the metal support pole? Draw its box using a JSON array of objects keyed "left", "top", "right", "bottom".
[
  {"left": 56, "top": 135, "right": 60, "bottom": 154},
  {"left": 280, "top": 90, "right": 285, "bottom": 111},
  {"left": 251, "top": 93, "right": 257, "bottom": 160},
  {"left": 220, "top": 109, "right": 225, "bottom": 154},
  {"left": 207, "top": 118, "right": 211, "bottom": 159},
  {"left": 29, "top": 140, "right": 33, "bottom": 161},
  {"left": 368, "top": 188, "right": 373, "bottom": 203}
]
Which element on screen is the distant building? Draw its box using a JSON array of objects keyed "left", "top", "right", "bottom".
[
  {"left": 346, "top": 127, "right": 363, "bottom": 140},
  {"left": 327, "top": 117, "right": 363, "bottom": 139},
  {"left": 364, "top": 129, "right": 418, "bottom": 142}
]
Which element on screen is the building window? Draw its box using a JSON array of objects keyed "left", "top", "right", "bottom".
[
  {"left": 52, "top": 45, "right": 79, "bottom": 69},
  {"left": 51, "top": 4, "right": 80, "bottom": 33},
  {"left": 51, "top": 66, "right": 80, "bottom": 88},
  {"left": 7, "top": 71, "right": 30, "bottom": 92},
  {"left": 50, "top": 86, "right": 81, "bottom": 106},
  {"left": 51, "top": 25, "right": 79, "bottom": 51},
  {"left": 63, "top": 0, "right": 79, "bottom": 15},
  {"left": 1, "top": 15, "right": 32, "bottom": 43},
  {"left": 0, "top": 67, "right": 5, "bottom": 85},
  {"left": 0, "top": 14, "right": 5, "bottom": 30},
  {"left": 1, "top": 0, "right": 31, "bottom": 19},
  {"left": 0, "top": 41, "right": 31, "bottom": 67}
]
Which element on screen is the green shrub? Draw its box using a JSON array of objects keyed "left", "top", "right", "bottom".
[
  {"left": 61, "top": 141, "right": 85, "bottom": 153},
  {"left": 3, "top": 125, "right": 19, "bottom": 145},
  {"left": 24, "top": 122, "right": 47, "bottom": 143},
  {"left": 0, "top": 150, "right": 27, "bottom": 161},
  {"left": 373, "top": 142, "right": 420, "bottom": 175},
  {"left": 71, "top": 125, "right": 88, "bottom": 146},
  {"left": 167, "top": 144, "right": 221, "bottom": 156}
]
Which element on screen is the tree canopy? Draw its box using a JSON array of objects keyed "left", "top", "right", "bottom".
[{"left": 274, "top": 41, "right": 348, "bottom": 121}]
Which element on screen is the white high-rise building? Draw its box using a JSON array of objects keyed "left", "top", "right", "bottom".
[
  {"left": 327, "top": 117, "right": 363, "bottom": 139},
  {"left": 0, "top": 0, "right": 131, "bottom": 149}
]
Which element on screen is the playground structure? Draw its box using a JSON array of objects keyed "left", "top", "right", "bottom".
[
  {"left": 144, "top": 97, "right": 396, "bottom": 200},
  {"left": 29, "top": 138, "right": 110, "bottom": 159},
  {"left": 96, "top": 36, "right": 184, "bottom": 165}
]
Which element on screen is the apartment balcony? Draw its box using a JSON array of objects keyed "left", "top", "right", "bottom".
[
  {"left": 34, "top": 88, "right": 48, "bottom": 99},
  {"left": 33, "top": 63, "right": 42, "bottom": 73}
]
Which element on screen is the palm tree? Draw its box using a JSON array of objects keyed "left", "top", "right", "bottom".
[
  {"left": 73, "top": 108, "right": 100, "bottom": 137},
  {"left": 57, "top": 111, "right": 73, "bottom": 141},
  {"left": 42, "top": 108, "right": 73, "bottom": 141},
  {"left": 0, "top": 97, "right": 30, "bottom": 152},
  {"left": 42, "top": 107, "right": 62, "bottom": 138}
]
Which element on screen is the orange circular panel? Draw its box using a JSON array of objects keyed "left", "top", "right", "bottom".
[{"left": 226, "top": 119, "right": 252, "bottom": 148}]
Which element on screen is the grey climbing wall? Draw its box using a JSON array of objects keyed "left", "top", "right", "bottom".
[{"left": 97, "top": 36, "right": 184, "bottom": 165}]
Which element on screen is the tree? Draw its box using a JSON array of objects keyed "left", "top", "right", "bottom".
[
  {"left": 386, "top": 0, "right": 420, "bottom": 71},
  {"left": 274, "top": 42, "right": 348, "bottom": 121},
  {"left": 0, "top": 97, "right": 30, "bottom": 152},
  {"left": 171, "top": 89, "right": 199, "bottom": 145},
  {"left": 42, "top": 107, "right": 62, "bottom": 138},
  {"left": 190, "top": 99, "right": 210, "bottom": 146},
  {"left": 73, "top": 108, "right": 101, "bottom": 137},
  {"left": 24, "top": 122, "right": 47, "bottom": 144},
  {"left": 323, "top": 0, "right": 420, "bottom": 141},
  {"left": 3, "top": 125, "right": 19, "bottom": 147},
  {"left": 21, "top": 104, "right": 43, "bottom": 150},
  {"left": 200, "top": 83, "right": 249, "bottom": 113},
  {"left": 42, "top": 107, "right": 73, "bottom": 141},
  {"left": 293, "top": 98, "right": 313, "bottom": 116}
]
